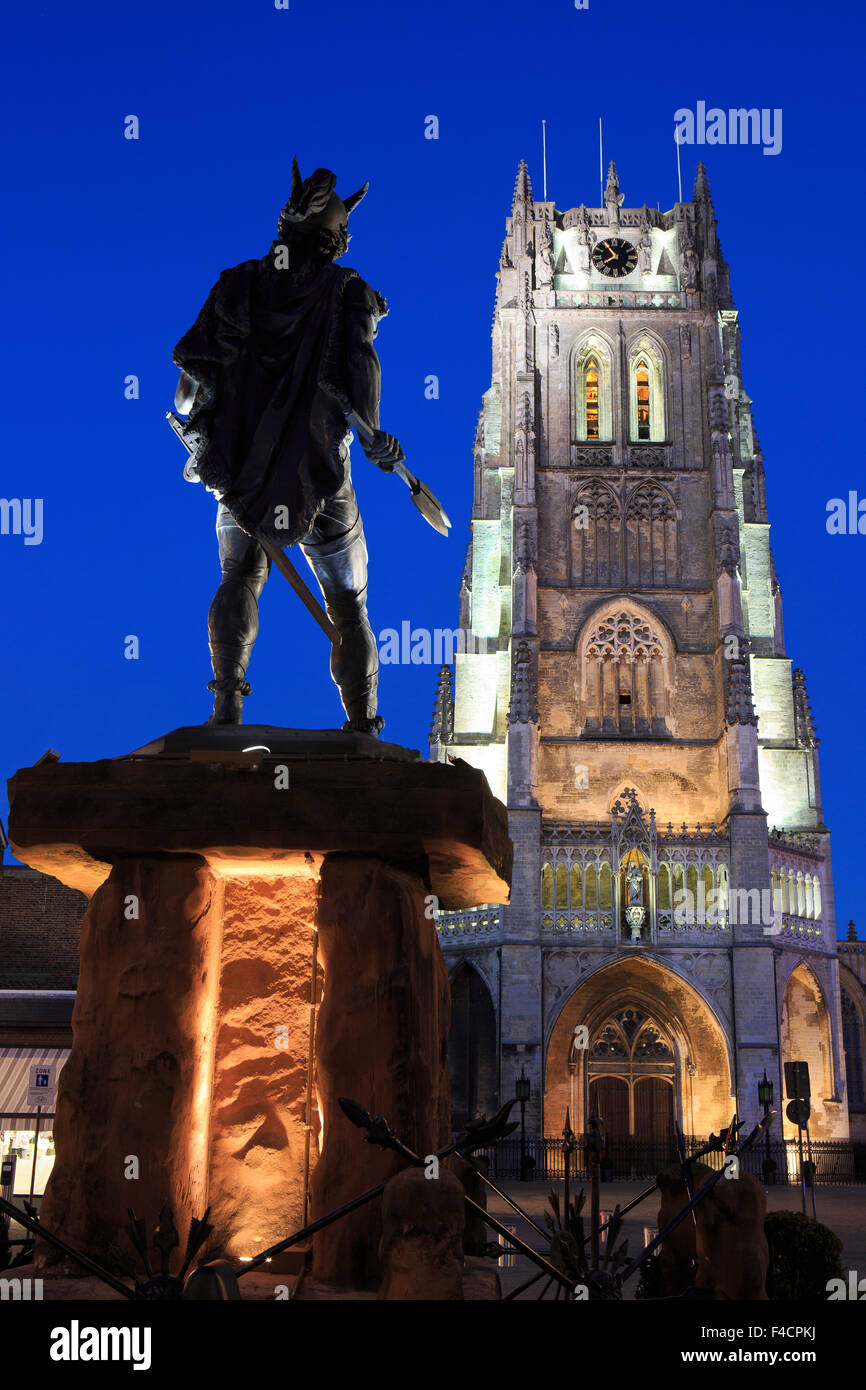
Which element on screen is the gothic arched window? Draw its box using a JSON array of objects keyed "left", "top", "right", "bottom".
[
  {"left": 571, "top": 481, "right": 621, "bottom": 588},
  {"left": 657, "top": 863, "right": 671, "bottom": 910},
  {"left": 625, "top": 484, "right": 679, "bottom": 586},
  {"left": 600, "top": 863, "right": 613, "bottom": 910},
  {"left": 571, "top": 863, "right": 583, "bottom": 908},
  {"left": 555, "top": 863, "right": 568, "bottom": 909},
  {"left": 579, "top": 606, "right": 672, "bottom": 736},
  {"left": 585, "top": 359, "right": 599, "bottom": 439},
  {"left": 636, "top": 360, "right": 651, "bottom": 438},
  {"left": 574, "top": 339, "right": 613, "bottom": 441},
  {"left": 541, "top": 863, "right": 553, "bottom": 909},
  {"left": 717, "top": 864, "right": 729, "bottom": 920},
  {"left": 628, "top": 338, "right": 666, "bottom": 442}
]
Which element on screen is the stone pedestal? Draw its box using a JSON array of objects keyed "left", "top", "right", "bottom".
[
  {"left": 41, "top": 854, "right": 225, "bottom": 1264},
  {"left": 311, "top": 855, "right": 451, "bottom": 1288},
  {"left": 7, "top": 727, "right": 511, "bottom": 1285}
]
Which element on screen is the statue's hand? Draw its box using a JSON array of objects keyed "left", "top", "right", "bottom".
[
  {"left": 362, "top": 429, "right": 404, "bottom": 473},
  {"left": 174, "top": 370, "right": 197, "bottom": 415}
]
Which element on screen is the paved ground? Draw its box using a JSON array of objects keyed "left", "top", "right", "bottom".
[
  {"left": 6, "top": 1183, "right": 863, "bottom": 1299},
  {"left": 486, "top": 1181, "right": 866, "bottom": 1300}
]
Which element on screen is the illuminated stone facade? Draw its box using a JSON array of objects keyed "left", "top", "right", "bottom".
[{"left": 431, "top": 160, "right": 855, "bottom": 1143}]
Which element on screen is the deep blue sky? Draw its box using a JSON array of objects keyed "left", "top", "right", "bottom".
[{"left": 1, "top": 0, "right": 862, "bottom": 930}]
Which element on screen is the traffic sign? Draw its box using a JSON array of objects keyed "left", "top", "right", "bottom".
[
  {"left": 27, "top": 1063, "right": 56, "bottom": 1108},
  {"left": 786, "top": 1097, "right": 811, "bottom": 1127},
  {"left": 784, "top": 1060, "right": 811, "bottom": 1100}
]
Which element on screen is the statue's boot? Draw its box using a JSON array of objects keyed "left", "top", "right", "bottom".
[
  {"left": 207, "top": 649, "right": 252, "bottom": 726},
  {"left": 342, "top": 709, "right": 385, "bottom": 737}
]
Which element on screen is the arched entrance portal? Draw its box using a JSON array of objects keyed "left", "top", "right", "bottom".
[
  {"left": 586, "top": 1007, "right": 676, "bottom": 1140},
  {"left": 448, "top": 963, "right": 498, "bottom": 1129},
  {"left": 545, "top": 956, "right": 733, "bottom": 1141},
  {"left": 780, "top": 961, "right": 835, "bottom": 1140}
]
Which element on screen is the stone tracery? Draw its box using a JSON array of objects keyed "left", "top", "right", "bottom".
[{"left": 580, "top": 607, "right": 671, "bottom": 735}]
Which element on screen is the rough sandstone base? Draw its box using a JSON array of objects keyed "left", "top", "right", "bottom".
[
  {"left": 311, "top": 856, "right": 451, "bottom": 1288},
  {"left": 9, "top": 738, "right": 511, "bottom": 1286}
]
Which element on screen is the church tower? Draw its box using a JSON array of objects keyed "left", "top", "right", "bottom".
[{"left": 432, "top": 159, "right": 848, "bottom": 1146}]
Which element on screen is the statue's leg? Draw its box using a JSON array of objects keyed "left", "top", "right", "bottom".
[
  {"left": 206, "top": 501, "right": 269, "bottom": 725},
  {"left": 299, "top": 482, "right": 381, "bottom": 735}
]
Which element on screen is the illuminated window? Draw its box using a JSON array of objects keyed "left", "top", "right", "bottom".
[
  {"left": 628, "top": 340, "right": 665, "bottom": 442},
  {"left": 585, "top": 359, "right": 599, "bottom": 439},
  {"left": 555, "top": 863, "right": 568, "bottom": 909},
  {"left": 635, "top": 359, "right": 651, "bottom": 439},
  {"left": 575, "top": 340, "right": 612, "bottom": 441},
  {"left": 657, "top": 864, "right": 671, "bottom": 910},
  {"left": 541, "top": 863, "right": 553, "bottom": 909}
]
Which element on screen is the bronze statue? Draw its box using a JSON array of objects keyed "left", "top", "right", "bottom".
[{"left": 172, "top": 160, "right": 416, "bottom": 734}]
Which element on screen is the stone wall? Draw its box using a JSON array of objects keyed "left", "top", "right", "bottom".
[{"left": 0, "top": 866, "right": 86, "bottom": 988}]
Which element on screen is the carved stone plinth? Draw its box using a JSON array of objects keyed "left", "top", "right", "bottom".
[
  {"left": 7, "top": 728, "right": 511, "bottom": 1286},
  {"left": 625, "top": 905, "right": 646, "bottom": 943}
]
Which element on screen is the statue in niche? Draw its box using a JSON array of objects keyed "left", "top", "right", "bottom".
[
  {"left": 680, "top": 234, "right": 699, "bottom": 291},
  {"left": 574, "top": 222, "right": 595, "bottom": 273},
  {"left": 626, "top": 862, "right": 644, "bottom": 906},
  {"left": 638, "top": 217, "right": 653, "bottom": 274},
  {"left": 535, "top": 222, "right": 554, "bottom": 285},
  {"left": 624, "top": 860, "right": 647, "bottom": 943}
]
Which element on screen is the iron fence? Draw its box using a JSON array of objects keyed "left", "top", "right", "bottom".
[{"left": 480, "top": 1134, "right": 866, "bottom": 1185}]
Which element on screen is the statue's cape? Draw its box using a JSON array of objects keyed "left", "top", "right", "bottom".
[{"left": 173, "top": 258, "right": 385, "bottom": 545}]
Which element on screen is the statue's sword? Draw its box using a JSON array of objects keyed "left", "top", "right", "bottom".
[{"left": 166, "top": 411, "right": 339, "bottom": 645}]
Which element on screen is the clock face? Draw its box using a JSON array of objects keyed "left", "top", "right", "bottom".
[{"left": 591, "top": 237, "right": 638, "bottom": 278}]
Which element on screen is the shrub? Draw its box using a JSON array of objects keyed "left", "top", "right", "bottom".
[{"left": 765, "top": 1210, "right": 844, "bottom": 1300}]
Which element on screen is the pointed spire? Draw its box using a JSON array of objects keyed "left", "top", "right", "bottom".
[
  {"left": 461, "top": 538, "right": 472, "bottom": 591},
  {"left": 848, "top": 920, "right": 858, "bottom": 942},
  {"left": 752, "top": 427, "right": 763, "bottom": 462},
  {"left": 429, "top": 665, "right": 454, "bottom": 746},
  {"left": 725, "top": 648, "right": 758, "bottom": 726},
  {"left": 507, "top": 641, "right": 539, "bottom": 724},
  {"left": 512, "top": 158, "right": 533, "bottom": 210},
  {"left": 792, "top": 668, "right": 818, "bottom": 748},
  {"left": 693, "top": 160, "right": 714, "bottom": 210},
  {"left": 769, "top": 547, "right": 781, "bottom": 596}
]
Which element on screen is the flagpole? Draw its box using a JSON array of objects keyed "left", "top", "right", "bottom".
[
  {"left": 675, "top": 124, "right": 682, "bottom": 204},
  {"left": 542, "top": 118, "right": 547, "bottom": 200},
  {"left": 599, "top": 117, "right": 603, "bottom": 205}
]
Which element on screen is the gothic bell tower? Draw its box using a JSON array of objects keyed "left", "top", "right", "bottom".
[{"left": 431, "top": 159, "right": 846, "bottom": 1146}]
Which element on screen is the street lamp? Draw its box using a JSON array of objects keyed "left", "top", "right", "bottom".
[
  {"left": 758, "top": 1069, "right": 776, "bottom": 1185},
  {"left": 516, "top": 1069, "right": 531, "bottom": 1181}
]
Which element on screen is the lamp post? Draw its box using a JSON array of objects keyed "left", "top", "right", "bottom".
[
  {"left": 586, "top": 1088, "right": 604, "bottom": 1269},
  {"left": 516, "top": 1069, "right": 531, "bottom": 1181},
  {"left": 758, "top": 1069, "right": 776, "bottom": 1185}
]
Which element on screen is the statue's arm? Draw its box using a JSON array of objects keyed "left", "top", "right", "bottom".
[
  {"left": 343, "top": 285, "right": 402, "bottom": 471},
  {"left": 172, "top": 263, "right": 254, "bottom": 425}
]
